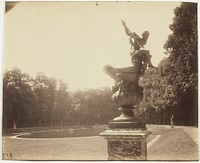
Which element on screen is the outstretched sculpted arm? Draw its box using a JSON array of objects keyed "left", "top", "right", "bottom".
[
  {"left": 121, "top": 20, "right": 140, "bottom": 41},
  {"left": 121, "top": 20, "right": 133, "bottom": 37}
]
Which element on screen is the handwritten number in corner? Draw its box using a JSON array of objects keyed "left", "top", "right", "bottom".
[{"left": 2, "top": 153, "right": 13, "bottom": 159}]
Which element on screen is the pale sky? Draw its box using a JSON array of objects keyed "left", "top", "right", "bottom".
[{"left": 3, "top": 1, "right": 180, "bottom": 91}]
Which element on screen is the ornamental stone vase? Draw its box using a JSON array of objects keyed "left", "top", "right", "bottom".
[{"left": 100, "top": 20, "right": 154, "bottom": 160}]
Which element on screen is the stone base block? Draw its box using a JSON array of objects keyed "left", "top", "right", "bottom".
[{"left": 100, "top": 129, "right": 152, "bottom": 160}]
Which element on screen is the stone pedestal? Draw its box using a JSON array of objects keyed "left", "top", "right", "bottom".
[{"left": 100, "top": 122, "right": 152, "bottom": 160}]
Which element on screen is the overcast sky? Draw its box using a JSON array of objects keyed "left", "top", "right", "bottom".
[{"left": 3, "top": 1, "right": 180, "bottom": 91}]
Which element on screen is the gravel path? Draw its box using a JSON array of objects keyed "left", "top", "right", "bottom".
[
  {"left": 147, "top": 127, "right": 198, "bottom": 160},
  {"left": 180, "top": 126, "right": 198, "bottom": 144}
]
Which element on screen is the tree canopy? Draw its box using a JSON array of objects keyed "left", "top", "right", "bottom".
[
  {"left": 140, "top": 2, "right": 198, "bottom": 125},
  {"left": 164, "top": 2, "right": 197, "bottom": 94}
]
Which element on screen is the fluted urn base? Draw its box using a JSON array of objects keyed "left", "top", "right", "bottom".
[
  {"left": 110, "top": 106, "right": 146, "bottom": 129},
  {"left": 113, "top": 107, "right": 135, "bottom": 121}
]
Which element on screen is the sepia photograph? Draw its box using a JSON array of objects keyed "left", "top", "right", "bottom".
[{"left": 1, "top": 0, "right": 198, "bottom": 161}]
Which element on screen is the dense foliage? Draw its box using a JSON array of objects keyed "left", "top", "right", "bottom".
[
  {"left": 164, "top": 2, "right": 197, "bottom": 94},
  {"left": 3, "top": 68, "right": 118, "bottom": 128},
  {"left": 140, "top": 2, "right": 198, "bottom": 125}
]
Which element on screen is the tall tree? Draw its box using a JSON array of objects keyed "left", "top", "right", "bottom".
[
  {"left": 164, "top": 3, "right": 197, "bottom": 93},
  {"left": 53, "top": 80, "right": 72, "bottom": 123},
  {"left": 140, "top": 3, "right": 197, "bottom": 125},
  {"left": 164, "top": 2, "right": 198, "bottom": 125},
  {"left": 33, "top": 73, "right": 57, "bottom": 122},
  {"left": 3, "top": 68, "right": 35, "bottom": 127}
]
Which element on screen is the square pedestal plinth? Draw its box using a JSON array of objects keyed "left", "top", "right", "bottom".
[{"left": 100, "top": 129, "right": 152, "bottom": 160}]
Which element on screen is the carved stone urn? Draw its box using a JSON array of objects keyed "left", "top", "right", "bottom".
[
  {"left": 103, "top": 51, "right": 147, "bottom": 129},
  {"left": 111, "top": 71, "right": 143, "bottom": 120}
]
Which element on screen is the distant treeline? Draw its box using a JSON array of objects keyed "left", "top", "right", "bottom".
[{"left": 3, "top": 68, "right": 119, "bottom": 128}]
